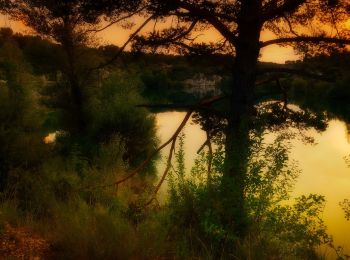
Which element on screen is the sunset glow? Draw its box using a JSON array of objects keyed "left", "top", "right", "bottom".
[
  {"left": 346, "top": 19, "right": 350, "bottom": 29},
  {"left": 0, "top": 14, "right": 299, "bottom": 63},
  {"left": 1, "top": 1, "right": 350, "bottom": 258},
  {"left": 2, "top": 14, "right": 348, "bottom": 64}
]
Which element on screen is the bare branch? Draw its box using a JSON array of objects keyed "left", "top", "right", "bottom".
[
  {"left": 79, "top": 92, "right": 229, "bottom": 194},
  {"left": 139, "top": 20, "right": 198, "bottom": 48},
  {"left": 197, "top": 131, "right": 213, "bottom": 185},
  {"left": 145, "top": 137, "right": 176, "bottom": 206},
  {"left": 146, "top": 109, "right": 218, "bottom": 206},
  {"left": 84, "top": 7, "right": 145, "bottom": 34},
  {"left": 105, "top": 96, "right": 225, "bottom": 197},
  {"left": 197, "top": 139, "right": 210, "bottom": 154},
  {"left": 143, "top": 110, "right": 193, "bottom": 206},
  {"left": 90, "top": 14, "right": 156, "bottom": 71},
  {"left": 80, "top": 109, "right": 195, "bottom": 192},
  {"left": 178, "top": 1, "right": 238, "bottom": 46},
  {"left": 206, "top": 132, "right": 213, "bottom": 185},
  {"left": 282, "top": 14, "right": 299, "bottom": 36},
  {"left": 114, "top": 111, "right": 193, "bottom": 188}
]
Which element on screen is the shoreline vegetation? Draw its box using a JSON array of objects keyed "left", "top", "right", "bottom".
[{"left": 0, "top": 27, "right": 349, "bottom": 259}]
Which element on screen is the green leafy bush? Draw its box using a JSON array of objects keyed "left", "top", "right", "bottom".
[{"left": 166, "top": 131, "right": 331, "bottom": 259}]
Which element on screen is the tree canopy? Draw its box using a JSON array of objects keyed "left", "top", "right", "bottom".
[
  {"left": 130, "top": 0, "right": 350, "bottom": 239},
  {"left": 4, "top": 0, "right": 143, "bottom": 45},
  {"left": 136, "top": 0, "right": 350, "bottom": 57}
]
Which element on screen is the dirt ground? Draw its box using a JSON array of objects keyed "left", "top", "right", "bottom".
[{"left": 0, "top": 223, "right": 51, "bottom": 259}]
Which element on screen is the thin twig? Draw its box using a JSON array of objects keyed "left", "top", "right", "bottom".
[
  {"left": 206, "top": 131, "right": 213, "bottom": 185},
  {"left": 85, "top": 7, "right": 146, "bottom": 34},
  {"left": 89, "top": 14, "right": 156, "bottom": 72},
  {"left": 79, "top": 96, "right": 224, "bottom": 193},
  {"left": 197, "top": 139, "right": 210, "bottom": 154},
  {"left": 144, "top": 140, "right": 175, "bottom": 206},
  {"left": 80, "top": 111, "right": 193, "bottom": 193},
  {"left": 144, "top": 111, "right": 193, "bottom": 206},
  {"left": 116, "top": 110, "right": 192, "bottom": 187},
  {"left": 196, "top": 131, "right": 213, "bottom": 185}
]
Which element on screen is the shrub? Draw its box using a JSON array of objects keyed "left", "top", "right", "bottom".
[{"left": 166, "top": 131, "right": 331, "bottom": 259}]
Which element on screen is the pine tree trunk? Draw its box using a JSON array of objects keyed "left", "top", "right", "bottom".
[
  {"left": 63, "top": 33, "right": 86, "bottom": 133},
  {"left": 222, "top": 1, "right": 262, "bottom": 238}
]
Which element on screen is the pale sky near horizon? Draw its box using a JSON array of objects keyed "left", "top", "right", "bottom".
[{"left": 0, "top": 14, "right": 306, "bottom": 64}]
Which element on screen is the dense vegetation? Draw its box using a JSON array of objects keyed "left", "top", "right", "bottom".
[
  {"left": 0, "top": 28, "right": 161, "bottom": 258},
  {"left": 0, "top": 27, "right": 349, "bottom": 259}
]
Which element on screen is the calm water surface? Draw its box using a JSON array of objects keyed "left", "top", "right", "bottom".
[{"left": 155, "top": 111, "right": 350, "bottom": 256}]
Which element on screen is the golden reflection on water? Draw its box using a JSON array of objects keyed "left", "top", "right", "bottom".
[
  {"left": 155, "top": 112, "right": 206, "bottom": 200},
  {"left": 291, "top": 120, "right": 350, "bottom": 254},
  {"left": 156, "top": 112, "right": 350, "bottom": 255},
  {"left": 345, "top": 19, "right": 350, "bottom": 29}
]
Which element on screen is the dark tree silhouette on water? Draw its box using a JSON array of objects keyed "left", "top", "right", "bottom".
[{"left": 134, "top": 0, "right": 350, "bottom": 237}]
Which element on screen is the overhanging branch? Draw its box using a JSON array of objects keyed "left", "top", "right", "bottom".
[
  {"left": 178, "top": 1, "right": 238, "bottom": 46},
  {"left": 138, "top": 20, "right": 198, "bottom": 48},
  {"left": 84, "top": 6, "right": 146, "bottom": 34},
  {"left": 89, "top": 14, "right": 156, "bottom": 71},
  {"left": 88, "top": 96, "right": 226, "bottom": 193},
  {"left": 89, "top": 111, "right": 193, "bottom": 192},
  {"left": 120, "top": 110, "right": 192, "bottom": 186}
]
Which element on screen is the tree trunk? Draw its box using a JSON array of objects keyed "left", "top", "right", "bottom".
[
  {"left": 222, "top": 1, "right": 262, "bottom": 238},
  {"left": 67, "top": 63, "right": 86, "bottom": 133},
  {"left": 62, "top": 19, "right": 86, "bottom": 133}
]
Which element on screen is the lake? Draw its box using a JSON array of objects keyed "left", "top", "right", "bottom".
[{"left": 155, "top": 111, "right": 350, "bottom": 257}]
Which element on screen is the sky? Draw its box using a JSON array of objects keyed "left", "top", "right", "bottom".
[
  {"left": 2, "top": 14, "right": 343, "bottom": 64},
  {"left": 96, "top": 16, "right": 300, "bottom": 64}
]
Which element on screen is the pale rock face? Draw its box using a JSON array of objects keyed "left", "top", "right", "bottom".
[{"left": 183, "top": 73, "right": 222, "bottom": 97}]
